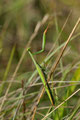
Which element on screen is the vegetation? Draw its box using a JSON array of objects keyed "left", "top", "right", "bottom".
[{"left": 0, "top": 0, "right": 80, "bottom": 120}]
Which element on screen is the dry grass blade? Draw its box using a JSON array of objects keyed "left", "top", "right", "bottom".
[
  {"left": 42, "top": 89, "right": 80, "bottom": 120},
  {"left": 47, "top": 10, "right": 72, "bottom": 56},
  {"left": 22, "top": 80, "right": 26, "bottom": 120},
  {"left": 47, "top": 17, "right": 80, "bottom": 81}
]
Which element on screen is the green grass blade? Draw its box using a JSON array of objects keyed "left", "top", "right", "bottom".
[
  {"left": 67, "top": 103, "right": 80, "bottom": 120},
  {"left": 0, "top": 45, "right": 16, "bottom": 95}
]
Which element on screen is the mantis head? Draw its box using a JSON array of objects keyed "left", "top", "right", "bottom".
[{"left": 27, "top": 47, "right": 31, "bottom": 51}]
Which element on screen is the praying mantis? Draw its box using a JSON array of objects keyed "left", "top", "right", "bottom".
[{"left": 27, "top": 27, "right": 55, "bottom": 105}]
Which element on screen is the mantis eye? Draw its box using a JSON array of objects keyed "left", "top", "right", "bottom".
[{"left": 27, "top": 47, "right": 31, "bottom": 51}]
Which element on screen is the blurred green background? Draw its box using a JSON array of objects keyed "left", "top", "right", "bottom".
[
  {"left": 0, "top": 0, "right": 80, "bottom": 119},
  {"left": 0, "top": 0, "right": 80, "bottom": 78}
]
